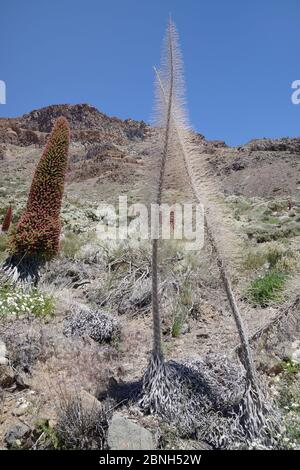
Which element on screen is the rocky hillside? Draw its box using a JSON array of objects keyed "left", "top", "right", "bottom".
[
  {"left": 2, "top": 103, "right": 300, "bottom": 198},
  {"left": 0, "top": 104, "right": 154, "bottom": 203},
  {"left": 0, "top": 103, "right": 149, "bottom": 147},
  {"left": 204, "top": 137, "right": 300, "bottom": 198}
]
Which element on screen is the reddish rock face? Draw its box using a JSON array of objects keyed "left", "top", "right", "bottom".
[{"left": 0, "top": 103, "right": 149, "bottom": 147}]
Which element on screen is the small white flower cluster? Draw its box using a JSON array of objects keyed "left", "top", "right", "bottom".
[{"left": 0, "top": 286, "right": 54, "bottom": 318}]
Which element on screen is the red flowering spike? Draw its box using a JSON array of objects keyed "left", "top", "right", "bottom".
[
  {"left": 10, "top": 117, "right": 70, "bottom": 259},
  {"left": 1, "top": 205, "right": 13, "bottom": 232}
]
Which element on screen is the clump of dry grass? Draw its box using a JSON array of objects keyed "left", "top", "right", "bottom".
[
  {"left": 55, "top": 392, "right": 112, "bottom": 450},
  {"left": 0, "top": 318, "right": 55, "bottom": 373},
  {"left": 31, "top": 332, "right": 120, "bottom": 401}
]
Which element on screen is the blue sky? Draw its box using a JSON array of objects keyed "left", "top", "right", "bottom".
[{"left": 1, "top": 0, "right": 299, "bottom": 145}]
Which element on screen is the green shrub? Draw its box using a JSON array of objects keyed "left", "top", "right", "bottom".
[
  {"left": 281, "top": 358, "right": 300, "bottom": 376},
  {"left": 35, "top": 419, "right": 60, "bottom": 450},
  {"left": 262, "top": 216, "right": 279, "bottom": 225},
  {"left": 247, "top": 272, "right": 286, "bottom": 306}
]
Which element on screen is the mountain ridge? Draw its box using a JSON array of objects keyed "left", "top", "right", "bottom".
[
  {"left": 0, "top": 103, "right": 149, "bottom": 146},
  {"left": 1, "top": 103, "right": 300, "bottom": 152}
]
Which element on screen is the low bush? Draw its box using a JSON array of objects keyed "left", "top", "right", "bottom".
[
  {"left": 275, "top": 252, "right": 300, "bottom": 274},
  {"left": 55, "top": 394, "right": 110, "bottom": 450},
  {"left": 247, "top": 272, "right": 286, "bottom": 307},
  {"left": 63, "top": 305, "right": 120, "bottom": 344},
  {"left": 61, "top": 231, "right": 83, "bottom": 258}
]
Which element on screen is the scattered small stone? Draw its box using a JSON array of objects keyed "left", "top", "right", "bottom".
[
  {"left": 108, "top": 413, "right": 155, "bottom": 450},
  {"left": 197, "top": 332, "right": 209, "bottom": 339},
  {"left": 181, "top": 323, "right": 190, "bottom": 335},
  {"left": 13, "top": 402, "right": 29, "bottom": 417},
  {"left": 0, "top": 365, "right": 15, "bottom": 388},
  {"left": 12, "top": 397, "right": 31, "bottom": 416},
  {"left": 48, "top": 418, "right": 57, "bottom": 429},
  {"left": 291, "top": 340, "right": 300, "bottom": 364},
  {"left": 0, "top": 339, "right": 7, "bottom": 358},
  {"left": 15, "top": 372, "right": 30, "bottom": 390},
  {"left": 0, "top": 340, "right": 8, "bottom": 366},
  {"left": 267, "top": 363, "right": 284, "bottom": 376},
  {"left": 4, "top": 423, "right": 31, "bottom": 448},
  {"left": 79, "top": 390, "right": 103, "bottom": 414}
]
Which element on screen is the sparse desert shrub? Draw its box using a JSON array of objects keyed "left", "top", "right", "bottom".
[
  {"left": 1, "top": 206, "right": 12, "bottom": 232},
  {"left": 0, "top": 284, "right": 54, "bottom": 318},
  {"left": 243, "top": 242, "right": 290, "bottom": 272},
  {"left": 23, "top": 129, "right": 40, "bottom": 146},
  {"left": 227, "top": 195, "right": 252, "bottom": 217},
  {"left": 275, "top": 252, "right": 300, "bottom": 274},
  {"left": 245, "top": 219, "right": 300, "bottom": 243},
  {"left": 6, "top": 117, "right": 70, "bottom": 281},
  {"left": 267, "top": 199, "right": 290, "bottom": 212},
  {"left": 55, "top": 394, "right": 111, "bottom": 450},
  {"left": 265, "top": 242, "right": 285, "bottom": 268},
  {"left": 30, "top": 332, "right": 120, "bottom": 415},
  {"left": 262, "top": 216, "right": 279, "bottom": 225},
  {"left": 34, "top": 419, "right": 61, "bottom": 450},
  {"left": 283, "top": 418, "right": 300, "bottom": 449},
  {"left": 0, "top": 232, "right": 8, "bottom": 259},
  {"left": 0, "top": 318, "right": 67, "bottom": 374},
  {"left": 40, "top": 257, "right": 96, "bottom": 289},
  {"left": 247, "top": 272, "right": 286, "bottom": 307},
  {"left": 63, "top": 305, "right": 120, "bottom": 343},
  {"left": 2, "top": 326, "right": 46, "bottom": 372},
  {"left": 100, "top": 238, "right": 150, "bottom": 268},
  {"left": 118, "top": 277, "right": 152, "bottom": 314},
  {"left": 160, "top": 239, "right": 185, "bottom": 263},
  {"left": 178, "top": 279, "right": 194, "bottom": 307},
  {"left": 171, "top": 310, "right": 185, "bottom": 338},
  {"left": 274, "top": 359, "right": 300, "bottom": 449},
  {"left": 78, "top": 238, "right": 151, "bottom": 313},
  {"left": 281, "top": 358, "right": 300, "bottom": 376},
  {"left": 61, "top": 231, "right": 83, "bottom": 258},
  {"left": 243, "top": 249, "right": 267, "bottom": 271}
]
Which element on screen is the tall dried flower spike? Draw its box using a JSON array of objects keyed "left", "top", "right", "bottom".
[
  {"left": 140, "top": 18, "right": 189, "bottom": 415},
  {"left": 141, "top": 17, "right": 278, "bottom": 447}
]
